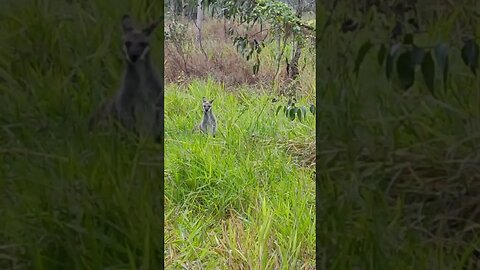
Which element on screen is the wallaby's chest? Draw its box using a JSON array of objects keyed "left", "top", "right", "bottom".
[
  {"left": 133, "top": 69, "right": 158, "bottom": 102},
  {"left": 202, "top": 112, "right": 215, "bottom": 124},
  {"left": 119, "top": 64, "right": 160, "bottom": 134},
  {"left": 134, "top": 75, "right": 157, "bottom": 132}
]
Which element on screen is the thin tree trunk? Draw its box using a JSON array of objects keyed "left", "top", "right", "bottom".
[
  {"left": 289, "top": 43, "right": 301, "bottom": 80},
  {"left": 170, "top": 0, "right": 176, "bottom": 19},
  {"left": 287, "top": 0, "right": 304, "bottom": 80},
  {"left": 195, "top": 0, "right": 203, "bottom": 45},
  {"left": 181, "top": 0, "right": 185, "bottom": 17}
]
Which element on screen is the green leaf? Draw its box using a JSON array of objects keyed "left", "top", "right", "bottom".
[
  {"left": 354, "top": 40, "right": 373, "bottom": 77},
  {"left": 386, "top": 43, "right": 402, "bottom": 79},
  {"left": 396, "top": 50, "right": 415, "bottom": 90},
  {"left": 461, "top": 39, "right": 479, "bottom": 75},
  {"left": 411, "top": 45, "right": 425, "bottom": 65},
  {"left": 434, "top": 43, "right": 449, "bottom": 88},
  {"left": 289, "top": 107, "right": 297, "bottom": 121},
  {"left": 276, "top": 105, "right": 283, "bottom": 116},
  {"left": 253, "top": 61, "right": 260, "bottom": 74},
  {"left": 378, "top": 43, "right": 387, "bottom": 66},
  {"left": 386, "top": 54, "right": 394, "bottom": 79},
  {"left": 421, "top": 51, "right": 435, "bottom": 95},
  {"left": 300, "top": 106, "right": 307, "bottom": 118},
  {"left": 310, "top": 104, "right": 315, "bottom": 115},
  {"left": 296, "top": 108, "right": 302, "bottom": 121}
]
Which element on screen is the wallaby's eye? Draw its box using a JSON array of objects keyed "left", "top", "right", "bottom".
[{"left": 125, "top": 41, "right": 132, "bottom": 47}]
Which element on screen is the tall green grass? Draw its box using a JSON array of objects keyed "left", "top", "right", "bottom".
[
  {"left": 1, "top": 0, "right": 165, "bottom": 269},
  {"left": 164, "top": 79, "right": 315, "bottom": 268},
  {"left": 0, "top": 0, "right": 316, "bottom": 268},
  {"left": 316, "top": 2, "right": 480, "bottom": 269}
]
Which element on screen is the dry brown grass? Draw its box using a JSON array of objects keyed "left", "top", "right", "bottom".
[
  {"left": 318, "top": 137, "right": 480, "bottom": 251},
  {"left": 165, "top": 18, "right": 290, "bottom": 89},
  {"left": 281, "top": 139, "right": 316, "bottom": 169},
  {"left": 384, "top": 151, "right": 480, "bottom": 237}
]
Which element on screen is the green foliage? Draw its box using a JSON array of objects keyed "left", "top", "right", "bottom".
[
  {"left": 434, "top": 42, "right": 450, "bottom": 89},
  {"left": 348, "top": 0, "right": 479, "bottom": 95},
  {"left": 206, "top": 0, "right": 314, "bottom": 75},
  {"left": 377, "top": 43, "right": 386, "bottom": 65},
  {"left": 276, "top": 100, "right": 315, "bottom": 122},
  {"left": 461, "top": 38, "right": 479, "bottom": 75},
  {"left": 165, "top": 79, "right": 315, "bottom": 268},
  {"left": 198, "top": 0, "right": 316, "bottom": 125},
  {"left": 165, "top": 20, "right": 188, "bottom": 41},
  {"left": 0, "top": 0, "right": 165, "bottom": 268},
  {"left": 354, "top": 41, "right": 373, "bottom": 77},
  {"left": 318, "top": 1, "right": 480, "bottom": 268},
  {"left": 421, "top": 51, "right": 435, "bottom": 94},
  {"left": 232, "top": 35, "right": 262, "bottom": 73},
  {"left": 355, "top": 36, "right": 479, "bottom": 94},
  {"left": 396, "top": 50, "right": 415, "bottom": 90}
]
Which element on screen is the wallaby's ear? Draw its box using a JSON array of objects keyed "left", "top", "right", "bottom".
[
  {"left": 122, "top": 15, "right": 135, "bottom": 33},
  {"left": 209, "top": 99, "right": 215, "bottom": 103},
  {"left": 143, "top": 20, "right": 159, "bottom": 36},
  {"left": 202, "top": 97, "right": 207, "bottom": 102}
]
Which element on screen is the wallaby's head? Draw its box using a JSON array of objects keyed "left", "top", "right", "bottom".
[
  {"left": 121, "top": 15, "right": 158, "bottom": 63},
  {"left": 202, "top": 97, "right": 214, "bottom": 113}
]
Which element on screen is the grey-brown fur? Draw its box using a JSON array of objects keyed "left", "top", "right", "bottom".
[
  {"left": 89, "top": 14, "right": 163, "bottom": 143},
  {"left": 193, "top": 97, "right": 217, "bottom": 137}
]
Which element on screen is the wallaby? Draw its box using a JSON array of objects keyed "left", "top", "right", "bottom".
[
  {"left": 193, "top": 97, "right": 217, "bottom": 137},
  {"left": 88, "top": 14, "right": 163, "bottom": 143}
]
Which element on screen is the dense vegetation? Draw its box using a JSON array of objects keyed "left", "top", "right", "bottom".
[
  {"left": 317, "top": 0, "right": 480, "bottom": 268},
  {"left": 1, "top": 0, "right": 165, "bottom": 268},
  {"left": 164, "top": 0, "right": 316, "bottom": 267}
]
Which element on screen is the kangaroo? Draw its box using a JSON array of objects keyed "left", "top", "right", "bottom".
[
  {"left": 88, "top": 14, "right": 163, "bottom": 143},
  {"left": 193, "top": 97, "right": 217, "bottom": 137}
]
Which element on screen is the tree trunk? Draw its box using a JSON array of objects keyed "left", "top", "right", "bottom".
[
  {"left": 287, "top": 0, "right": 304, "bottom": 80},
  {"left": 195, "top": 0, "right": 203, "bottom": 45},
  {"left": 288, "top": 43, "right": 301, "bottom": 80},
  {"left": 170, "top": 0, "right": 176, "bottom": 19},
  {"left": 181, "top": 0, "right": 185, "bottom": 17}
]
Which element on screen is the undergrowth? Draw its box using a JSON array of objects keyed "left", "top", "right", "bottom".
[
  {"left": 164, "top": 78, "right": 315, "bottom": 268},
  {"left": 1, "top": 1, "right": 165, "bottom": 269},
  {"left": 316, "top": 1, "right": 480, "bottom": 268}
]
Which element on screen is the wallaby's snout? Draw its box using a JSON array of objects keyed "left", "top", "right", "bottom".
[
  {"left": 124, "top": 38, "right": 149, "bottom": 63},
  {"left": 130, "top": 54, "right": 139, "bottom": 63},
  {"left": 203, "top": 103, "right": 211, "bottom": 112}
]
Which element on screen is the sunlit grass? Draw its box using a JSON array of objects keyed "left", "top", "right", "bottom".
[{"left": 164, "top": 79, "right": 315, "bottom": 268}]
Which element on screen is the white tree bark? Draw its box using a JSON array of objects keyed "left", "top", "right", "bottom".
[
  {"left": 170, "top": 0, "right": 176, "bottom": 19},
  {"left": 195, "top": 0, "right": 203, "bottom": 45}
]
